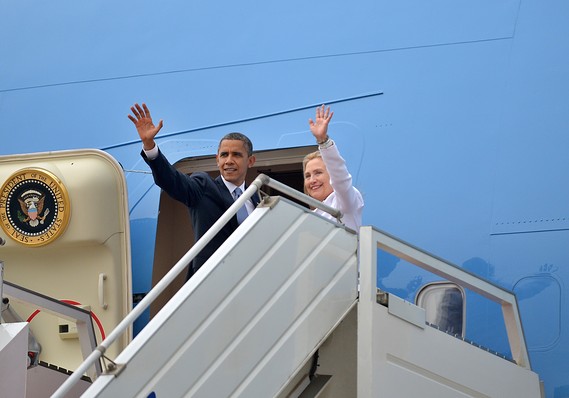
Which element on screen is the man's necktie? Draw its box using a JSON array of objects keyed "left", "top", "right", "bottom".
[{"left": 233, "top": 187, "right": 249, "bottom": 224}]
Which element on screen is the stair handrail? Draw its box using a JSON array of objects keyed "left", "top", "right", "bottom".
[
  {"left": 2, "top": 279, "right": 102, "bottom": 376},
  {"left": 359, "top": 226, "right": 532, "bottom": 370},
  {"left": 259, "top": 173, "right": 342, "bottom": 220}
]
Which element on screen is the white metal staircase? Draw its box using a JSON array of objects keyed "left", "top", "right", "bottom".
[{"left": 82, "top": 195, "right": 358, "bottom": 397}]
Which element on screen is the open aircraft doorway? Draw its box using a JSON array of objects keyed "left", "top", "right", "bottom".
[{"left": 149, "top": 146, "right": 316, "bottom": 318}]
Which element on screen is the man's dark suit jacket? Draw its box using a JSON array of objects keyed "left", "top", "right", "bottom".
[{"left": 142, "top": 149, "right": 260, "bottom": 280}]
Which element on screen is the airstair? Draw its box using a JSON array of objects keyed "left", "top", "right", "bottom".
[
  {"left": 80, "top": 189, "right": 359, "bottom": 397},
  {"left": 0, "top": 161, "right": 543, "bottom": 397}
]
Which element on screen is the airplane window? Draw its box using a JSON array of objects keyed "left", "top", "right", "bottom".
[{"left": 416, "top": 283, "right": 465, "bottom": 336}]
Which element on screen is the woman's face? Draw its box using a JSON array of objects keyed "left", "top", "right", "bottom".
[{"left": 304, "top": 157, "right": 334, "bottom": 201}]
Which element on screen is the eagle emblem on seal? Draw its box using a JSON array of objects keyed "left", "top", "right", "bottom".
[{"left": 17, "top": 189, "right": 51, "bottom": 227}]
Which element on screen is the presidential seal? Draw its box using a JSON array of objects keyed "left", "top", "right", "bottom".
[{"left": 0, "top": 168, "right": 70, "bottom": 247}]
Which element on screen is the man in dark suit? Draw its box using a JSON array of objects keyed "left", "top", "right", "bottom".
[{"left": 128, "top": 103, "right": 259, "bottom": 280}]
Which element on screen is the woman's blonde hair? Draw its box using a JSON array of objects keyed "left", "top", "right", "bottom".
[{"left": 302, "top": 150, "right": 322, "bottom": 175}]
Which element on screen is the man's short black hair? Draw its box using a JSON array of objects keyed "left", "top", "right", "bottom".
[{"left": 218, "top": 132, "right": 253, "bottom": 157}]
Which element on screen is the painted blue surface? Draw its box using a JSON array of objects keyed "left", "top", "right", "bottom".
[{"left": 1, "top": 0, "right": 568, "bottom": 396}]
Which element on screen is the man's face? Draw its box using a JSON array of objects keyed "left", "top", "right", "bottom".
[{"left": 216, "top": 139, "right": 255, "bottom": 185}]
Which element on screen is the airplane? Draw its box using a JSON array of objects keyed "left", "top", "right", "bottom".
[{"left": 0, "top": 0, "right": 568, "bottom": 396}]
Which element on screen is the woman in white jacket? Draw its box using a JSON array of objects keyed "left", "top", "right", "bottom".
[{"left": 303, "top": 105, "right": 364, "bottom": 231}]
